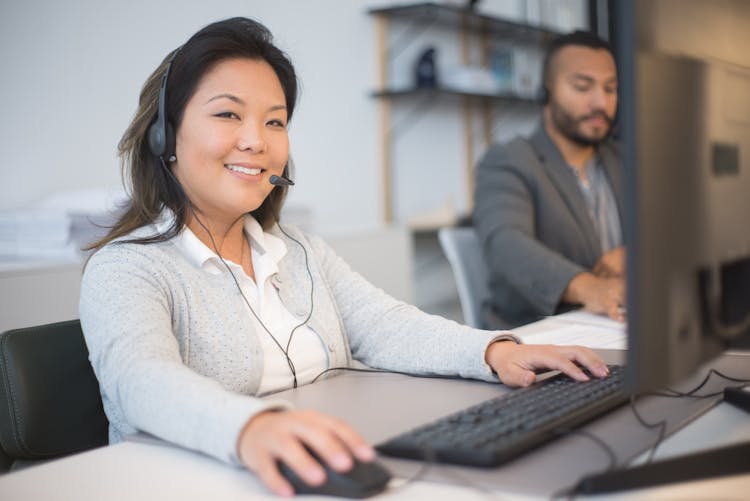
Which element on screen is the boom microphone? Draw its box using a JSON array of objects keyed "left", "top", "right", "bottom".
[{"left": 269, "top": 174, "right": 295, "bottom": 186}]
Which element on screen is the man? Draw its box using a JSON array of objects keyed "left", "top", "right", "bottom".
[{"left": 473, "top": 30, "right": 625, "bottom": 329}]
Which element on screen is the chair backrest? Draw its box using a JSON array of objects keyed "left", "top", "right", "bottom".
[
  {"left": 437, "top": 227, "right": 491, "bottom": 328},
  {"left": 0, "top": 319, "right": 108, "bottom": 471}
]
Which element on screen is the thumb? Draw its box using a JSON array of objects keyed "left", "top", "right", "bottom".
[{"left": 499, "top": 363, "right": 536, "bottom": 387}]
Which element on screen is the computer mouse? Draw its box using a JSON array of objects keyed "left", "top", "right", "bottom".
[
  {"left": 277, "top": 448, "right": 392, "bottom": 498},
  {"left": 724, "top": 386, "right": 750, "bottom": 414}
]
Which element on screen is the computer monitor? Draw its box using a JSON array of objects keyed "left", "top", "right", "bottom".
[
  {"left": 616, "top": 0, "right": 750, "bottom": 393},
  {"left": 570, "top": 2, "right": 750, "bottom": 492}
]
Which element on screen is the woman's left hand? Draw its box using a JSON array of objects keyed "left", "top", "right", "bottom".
[{"left": 485, "top": 341, "right": 609, "bottom": 387}]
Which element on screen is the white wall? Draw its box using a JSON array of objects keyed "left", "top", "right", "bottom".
[{"left": 0, "top": 0, "right": 586, "bottom": 233}]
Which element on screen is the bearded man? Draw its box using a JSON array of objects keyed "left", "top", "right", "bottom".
[{"left": 473, "top": 30, "right": 626, "bottom": 329}]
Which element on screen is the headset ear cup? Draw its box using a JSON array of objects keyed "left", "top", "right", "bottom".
[
  {"left": 539, "top": 86, "right": 549, "bottom": 105},
  {"left": 148, "top": 121, "right": 166, "bottom": 157},
  {"left": 164, "top": 121, "right": 176, "bottom": 161}
]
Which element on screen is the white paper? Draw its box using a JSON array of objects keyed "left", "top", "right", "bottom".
[
  {"left": 552, "top": 310, "right": 627, "bottom": 332},
  {"left": 519, "top": 324, "right": 626, "bottom": 349}
]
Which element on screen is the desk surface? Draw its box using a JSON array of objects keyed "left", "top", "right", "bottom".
[{"left": 1, "top": 323, "right": 749, "bottom": 500}]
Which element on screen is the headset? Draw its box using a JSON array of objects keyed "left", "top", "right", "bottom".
[
  {"left": 538, "top": 85, "right": 549, "bottom": 105},
  {"left": 148, "top": 51, "right": 179, "bottom": 162},
  {"left": 147, "top": 48, "right": 296, "bottom": 187},
  {"left": 146, "top": 48, "right": 304, "bottom": 387}
]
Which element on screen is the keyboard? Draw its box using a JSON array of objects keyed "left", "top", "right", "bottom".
[{"left": 377, "top": 365, "right": 628, "bottom": 467}]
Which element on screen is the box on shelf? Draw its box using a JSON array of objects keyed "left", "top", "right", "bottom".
[{"left": 490, "top": 44, "right": 544, "bottom": 98}]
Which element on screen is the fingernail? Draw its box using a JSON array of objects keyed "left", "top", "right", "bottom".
[
  {"left": 307, "top": 465, "right": 326, "bottom": 484},
  {"left": 356, "top": 444, "right": 376, "bottom": 461},
  {"left": 332, "top": 452, "right": 352, "bottom": 470}
]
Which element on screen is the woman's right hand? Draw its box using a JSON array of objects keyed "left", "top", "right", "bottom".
[{"left": 236, "top": 409, "right": 376, "bottom": 497}]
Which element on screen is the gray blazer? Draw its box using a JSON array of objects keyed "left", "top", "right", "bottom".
[
  {"left": 80, "top": 221, "right": 515, "bottom": 465},
  {"left": 473, "top": 123, "right": 624, "bottom": 329}
]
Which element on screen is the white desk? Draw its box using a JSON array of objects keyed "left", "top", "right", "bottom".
[
  {"left": 1, "top": 322, "right": 749, "bottom": 500},
  {"left": 1, "top": 434, "right": 749, "bottom": 501}
]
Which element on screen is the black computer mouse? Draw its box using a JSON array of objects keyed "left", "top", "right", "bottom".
[{"left": 277, "top": 448, "right": 392, "bottom": 498}]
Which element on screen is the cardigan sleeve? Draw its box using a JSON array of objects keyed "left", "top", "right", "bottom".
[
  {"left": 303, "top": 233, "right": 520, "bottom": 383},
  {"left": 80, "top": 244, "right": 290, "bottom": 465}
]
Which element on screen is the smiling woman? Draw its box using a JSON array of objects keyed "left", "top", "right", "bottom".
[
  {"left": 79, "top": 17, "right": 610, "bottom": 498},
  {"left": 86, "top": 18, "right": 298, "bottom": 256},
  {"left": 172, "top": 58, "right": 290, "bottom": 275}
]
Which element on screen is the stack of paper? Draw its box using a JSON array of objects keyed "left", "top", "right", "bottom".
[
  {"left": 518, "top": 310, "right": 628, "bottom": 350},
  {"left": 0, "top": 210, "right": 75, "bottom": 260},
  {"left": 0, "top": 187, "right": 126, "bottom": 262}
]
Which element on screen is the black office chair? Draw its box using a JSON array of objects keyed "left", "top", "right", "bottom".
[{"left": 0, "top": 319, "right": 109, "bottom": 472}]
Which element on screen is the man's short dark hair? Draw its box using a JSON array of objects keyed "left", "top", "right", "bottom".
[{"left": 541, "top": 30, "right": 614, "bottom": 103}]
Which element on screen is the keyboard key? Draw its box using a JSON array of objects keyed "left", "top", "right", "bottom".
[{"left": 377, "top": 365, "right": 628, "bottom": 467}]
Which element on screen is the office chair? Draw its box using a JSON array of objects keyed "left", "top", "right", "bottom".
[
  {"left": 437, "top": 227, "right": 491, "bottom": 329},
  {"left": 0, "top": 319, "right": 108, "bottom": 472}
]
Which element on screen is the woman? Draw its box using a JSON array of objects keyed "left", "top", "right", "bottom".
[{"left": 80, "top": 17, "right": 609, "bottom": 497}]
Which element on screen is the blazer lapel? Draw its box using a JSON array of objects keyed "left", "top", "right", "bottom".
[{"left": 529, "top": 125, "right": 602, "bottom": 260}]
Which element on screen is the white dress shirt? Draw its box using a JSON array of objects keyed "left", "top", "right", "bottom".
[{"left": 170, "top": 216, "right": 329, "bottom": 396}]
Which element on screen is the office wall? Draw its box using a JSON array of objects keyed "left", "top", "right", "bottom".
[
  {"left": 638, "top": 0, "right": 750, "bottom": 68},
  {"left": 0, "top": 0, "right": 585, "bottom": 233}
]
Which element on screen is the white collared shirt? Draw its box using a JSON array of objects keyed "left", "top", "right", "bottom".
[{"left": 166, "top": 214, "right": 329, "bottom": 396}]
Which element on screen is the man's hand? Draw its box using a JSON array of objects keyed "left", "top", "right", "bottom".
[
  {"left": 593, "top": 246, "right": 626, "bottom": 278},
  {"left": 563, "top": 272, "right": 625, "bottom": 322}
]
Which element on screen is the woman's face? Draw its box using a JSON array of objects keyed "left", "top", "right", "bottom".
[{"left": 172, "top": 57, "right": 289, "bottom": 222}]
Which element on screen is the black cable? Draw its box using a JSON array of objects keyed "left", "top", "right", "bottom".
[
  {"left": 561, "top": 395, "right": 667, "bottom": 499},
  {"left": 378, "top": 446, "right": 436, "bottom": 497},
  {"left": 566, "top": 366, "right": 750, "bottom": 497},
  {"left": 651, "top": 368, "right": 750, "bottom": 399},
  {"left": 549, "top": 428, "right": 619, "bottom": 501},
  {"left": 390, "top": 445, "right": 508, "bottom": 501},
  {"left": 627, "top": 396, "right": 667, "bottom": 465},
  {"left": 310, "top": 366, "right": 466, "bottom": 384},
  {"left": 188, "top": 205, "right": 301, "bottom": 388},
  {"left": 555, "top": 428, "right": 618, "bottom": 471},
  {"left": 159, "top": 158, "right": 313, "bottom": 389},
  {"left": 274, "top": 222, "right": 315, "bottom": 358}
]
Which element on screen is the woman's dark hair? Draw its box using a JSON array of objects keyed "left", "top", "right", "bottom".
[{"left": 87, "top": 17, "right": 298, "bottom": 252}]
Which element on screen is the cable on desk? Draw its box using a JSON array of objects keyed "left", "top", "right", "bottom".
[
  {"left": 548, "top": 428, "right": 619, "bottom": 501},
  {"left": 651, "top": 368, "right": 750, "bottom": 398},
  {"left": 627, "top": 395, "right": 667, "bottom": 465},
  {"left": 554, "top": 427, "right": 618, "bottom": 471},
  {"left": 391, "top": 445, "right": 512, "bottom": 501},
  {"left": 310, "top": 366, "right": 465, "bottom": 384},
  {"left": 565, "top": 366, "right": 749, "bottom": 497},
  {"left": 310, "top": 365, "right": 749, "bottom": 498}
]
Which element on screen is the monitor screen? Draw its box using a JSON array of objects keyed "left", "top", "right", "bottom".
[{"left": 616, "top": 0, "right": 750, "bottom": 392}]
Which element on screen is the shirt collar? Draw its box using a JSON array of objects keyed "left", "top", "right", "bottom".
[
  {"left": 243, "top": 216, "right": 287, "bottom": 283},
  {"left": 153, "top": 209, "right": 287, "bottom": 272}
]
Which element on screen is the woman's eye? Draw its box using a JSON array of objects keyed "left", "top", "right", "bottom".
[
  {"left": 215, "top": 111, "right": 239, "bottom": 119},
  {"left": 267, "top": 119, "right": 286, "bottom": 128}
]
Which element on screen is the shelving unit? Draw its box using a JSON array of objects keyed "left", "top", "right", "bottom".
[{"left": 369, "top": 2, "right": 558, "bottom": 224}]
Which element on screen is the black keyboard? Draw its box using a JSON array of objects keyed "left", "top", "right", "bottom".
[{"left": 377, "top": 365, "right": 628, "bottom": 467}]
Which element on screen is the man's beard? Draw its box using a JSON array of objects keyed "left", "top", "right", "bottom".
[{"left": 549, "top": 100, "right": 614, "bottom": 147}]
